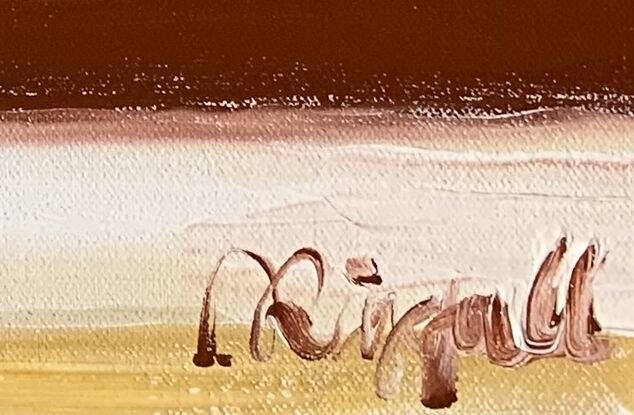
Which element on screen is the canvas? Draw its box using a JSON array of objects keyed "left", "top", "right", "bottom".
[{"left": 0, "top": 1, "right": 633, "bottom": 414}]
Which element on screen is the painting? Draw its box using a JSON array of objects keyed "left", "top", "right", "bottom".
[{"left": 1, "top": 1, "right": 633, "bottom": 414}]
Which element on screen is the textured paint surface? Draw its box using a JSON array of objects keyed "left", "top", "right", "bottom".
[
  {"left": 1, "top": 1, "right": 634, "bottom": 112},
  {"left": 0, "top": 326, "right": 633, "bottom": 414},
  {"left": 1, "top": 109, "right": 633, "bottom": 413},
  {"left": 1, "top": 1, "right": 634, "bottom": 412}
]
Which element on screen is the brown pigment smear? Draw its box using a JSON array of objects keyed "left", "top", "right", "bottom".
[
  {"left": 416, "top": 294, "right": 523, "bottom": 409},
  {"left": 192, "top": 241, "right": 613, "bottom": 409},
  {"left": 565, "top": 243, "right": 612, "bottom": 363},
  {"left": 354, "top": 274, "right": 383, "bottom": 286},
  {"left": 193, "top": 248, "right": 278, "bottom": 368},
  {"left": 360, "top": 293, "right": 395, "bottom": 360},
  {"left": 453, "top": 295, "right": 487, "bottom": 352},
  {"left": 525, "top": 236, "right": 568, "bottom": 349},
  {"left": 484, "top": 294, "right": 532, "bottom": 367},
  {"left": 419, "top": 282, "right": 458, "bottom": 409},
  {"left": 345, "top": 256, "right": 383, "bottom": 287},
  {"left": 1, "top": 0, "right": 634, "bottom": 112},
  {"left": 588, "top": 301, "right": 602, "bottom": 335},
  {"left": 265, "top": 301, "right": 346, "bottom": 360},
  {"left": 250, "top": 247, "right": 326, "bottom": 362},
  {"left": 420, "top": 326, "right": 458, "bottom": 409},
  {"left": 265, "top": 262, "right": 392, "bottom": 361},
  {"left": 375, "top": 297, "right": 441, "bottom": 400},
  {"left": 194, "top": 247, "right": 325, "bottom": 366},
  {"left": 193, "top": 286, "right": 231, "bottom": 368}
]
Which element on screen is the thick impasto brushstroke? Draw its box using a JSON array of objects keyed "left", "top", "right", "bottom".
[
  {"left": 193, "top": 235, "right": 613, "bottom": 409},
  {"left": 345, "top": 256, "right": 383, "bottom": 287},
  {"left": 375, "top": 297, "right": 442, "bottom": 400},
  {"left": 360, "top": 293, "right": 395, "bottom": 360},
  {"left": 419, "top": 281, "right": 459, "bottom": 409},
  {"left": 193, "top": 248, "right": 279, "bottom": 367},
  {"left": 565, "top": 242, "right": 612, "bottom": 363},
  {"left": 524, "top": 236, "right": 567, "bottom": 349}
]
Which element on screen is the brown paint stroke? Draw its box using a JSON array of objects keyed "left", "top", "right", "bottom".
[
  {"left": 416, "top": 293, "right": 530, "bottom": 408},
  {"left": 193, "top": 247, "right": 324, "bottom": 366},
  {"left": 360, "top": 293, "right": 395, "bottom": 360},
  {"left": 193, "top": 248, "right": 278, "bottom": 367},
  {"left": 424, "top": 293, "right": 531, "bottom": 365},
  {"left": 264, "top": 258, "right": 392, "bottom": 361},
  {"left": 375, "top": 297, "right": 441, "bottom": 400},
  {"left": 419, "top": 282, "right": 459, "bottom": 409},
  {"left": 194, "top": 238, "right": 612, "bottom": 410},
  {"left": 524, "top": 236, "right": 568, "bottom": 349},
  {"left": 345, "top": 256, "right": 383, "bottom": 287},
  {"left": 588, "top": 301, "right": 602, "bottom": 335},
  {"left": 1, "top": 1, "right": 634, "bottom": 112},
  {"left": 264, "top": 301, "right": 347, "bottom": 360},
  {"left": 452, "top": 295, "right": 487, "bottom": 353},
  {"left": 420, "top": 326, "right": 458, "bottom": 409},
  {"left": 374, "top": 238, "right": 611, "bottom": 409},
  {"left": 484, "top": 294, "right": 532, "bottom": 367},
  {"left": 250, "top": 247, "right": 326, "bottom": 362},
  {"left": 565, "top": 242, "right": 612, "bottom": 363}
]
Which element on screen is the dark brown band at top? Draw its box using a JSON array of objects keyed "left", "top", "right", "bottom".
[{"left": 1, "top": 0, "right": 633, "bottom": 112}]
